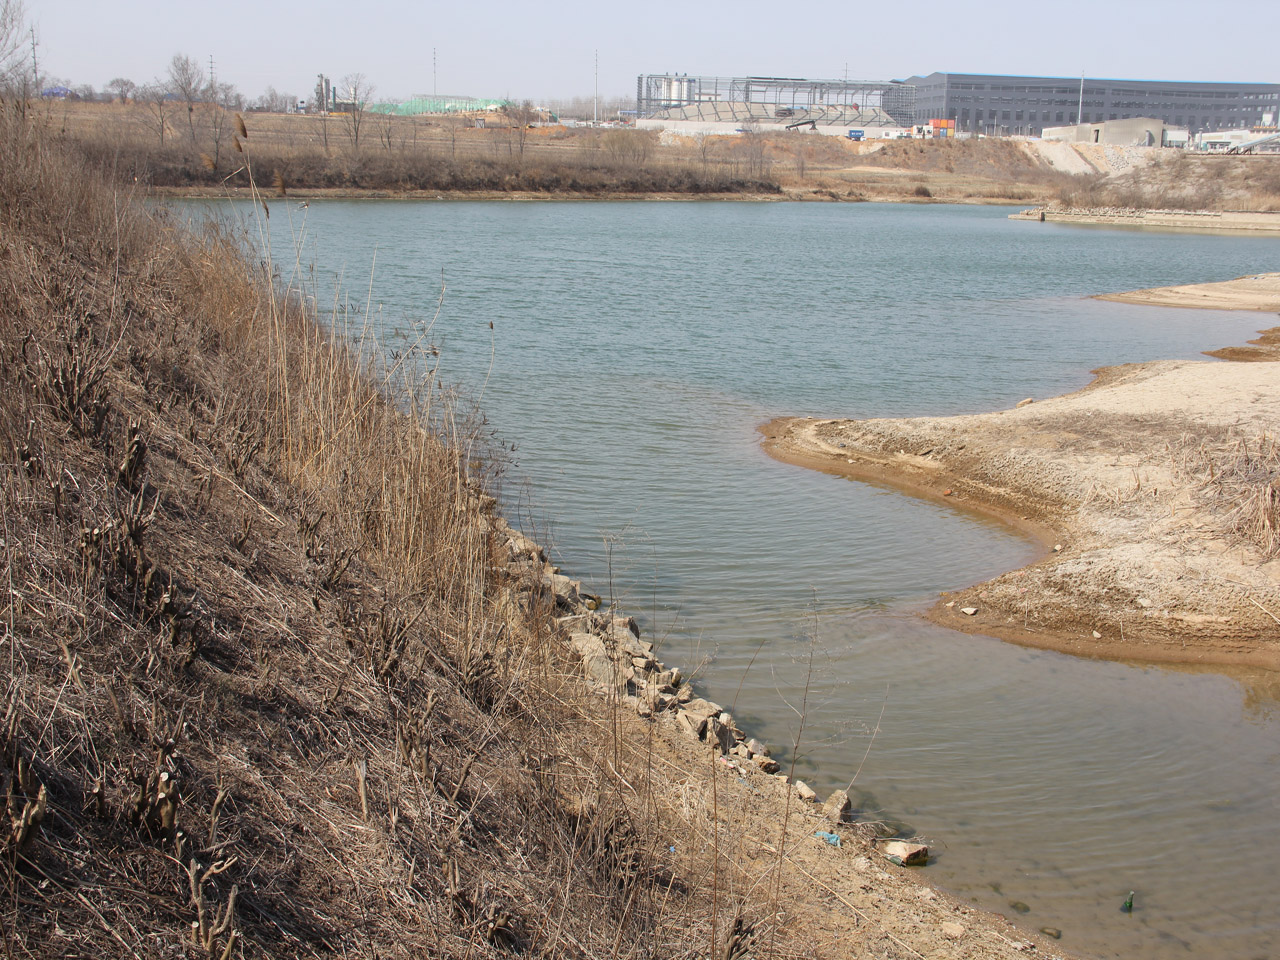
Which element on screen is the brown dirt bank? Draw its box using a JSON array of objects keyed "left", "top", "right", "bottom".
[{"left": 761, "top": 352, "right": 1280, "bottom": 670}]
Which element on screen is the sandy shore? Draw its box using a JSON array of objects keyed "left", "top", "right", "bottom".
[
  {"left": 1010, "top": 208, "right": 1280, "bottom": 233},
  {"left": 763, "top": 276, "right": 1280, "bottom": 668}
]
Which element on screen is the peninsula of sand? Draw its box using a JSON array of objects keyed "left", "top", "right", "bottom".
[{"left": 763, "top": 273, "right": 1280, "bottom": 669}]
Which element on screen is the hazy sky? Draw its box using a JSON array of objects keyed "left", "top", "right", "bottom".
[{"left": 25, "top": 0, "right": 1280, "bottom": 102}]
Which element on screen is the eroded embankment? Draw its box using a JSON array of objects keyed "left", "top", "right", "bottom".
[{"left": 761, "top": 355, "right": 1280, "bottom": 669}]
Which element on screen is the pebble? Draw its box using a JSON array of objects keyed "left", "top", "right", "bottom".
[
  {"left": 1039, "top": 927, "right": 1062, "bottom": 940},
  {"left": 941, "top": 921, "right": 966, "bottom": 939},
  {"left": 1092, "top": 630, "right": 1102, "bottom": 639},
  {"left": 1009, "top": 900, "right": 1031, "bottom": 914},
  {"left": 960, "top": 607, "right": 978, "bottom": 616}
]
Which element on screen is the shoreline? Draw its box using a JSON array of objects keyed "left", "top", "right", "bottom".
[
  {"left": 1010, "top": 206, "right": 1280, "bottom": 233},
  {"left": 153, "top": 184, "right": 1036, "bottom": 205},
  {"left": 761, "top": 276, "right": 1280, "bottom": 671}
]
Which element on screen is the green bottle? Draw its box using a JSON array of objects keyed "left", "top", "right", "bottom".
[{"left": 1121, "top": 891, "right": 1135, "bottom": 913}]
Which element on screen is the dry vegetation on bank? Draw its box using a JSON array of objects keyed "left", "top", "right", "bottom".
[
  {"left": 51, "top": 101, "right": 781, "bottom": 196},
  {"left": 37, "top": 100, "right": 1280, "bottom": 209},
  {"left": 1, "top": 103, "right": 800, "bottom": 959},
  {"left": 1055, "top": 151, "right": 1280, "bottom": 212},
  {"left": 33, "top": 100, "right": 1086, "bottom": 203}
]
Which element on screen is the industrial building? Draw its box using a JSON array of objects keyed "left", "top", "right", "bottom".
[
  {"left": 634, "top": 74, "right": 916, "bottom": 137},
  {"left": 906, "top": 73, "right": 1280, "bottom": 136}
]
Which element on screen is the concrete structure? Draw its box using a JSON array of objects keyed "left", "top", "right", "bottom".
[
  {"left": 906, "top": 73, "right": 1280, "bottom": 136},
  {"left": 1197, "top": 128, "right": 1280, "bottom": 152},
  {"left": 1042, "top": 117, "right": 1185, "bottom": 147}
]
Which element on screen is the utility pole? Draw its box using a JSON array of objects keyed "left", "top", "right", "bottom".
[
  {"left": 593, "top": 49, "right": 598, "bottom": 124},
  {"left": 1077, "top": 71, "right": 1084, "bottom": 126},
  {"left": 209, "top": 55, "right": 216, "bottom": 96},
  {"left": 29, "top": 27, "right": 37, "bottom": 90}
]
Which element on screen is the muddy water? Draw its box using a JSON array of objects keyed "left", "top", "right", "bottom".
[{"left": 194, "top": 198, "right": 1280, "bottom": 958}]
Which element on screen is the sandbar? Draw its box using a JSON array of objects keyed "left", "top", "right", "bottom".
[{"left": 763, "top": 275, "right": 1280, "bottom": 668}]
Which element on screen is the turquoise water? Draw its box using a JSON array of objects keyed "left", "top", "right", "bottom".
[{"left": 192, "top": 198, "right": 1280, "bottom": 959}]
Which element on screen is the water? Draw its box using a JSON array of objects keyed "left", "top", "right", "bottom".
[{"left": 188, "top": 198, "right": 1280, "bottom": 958}]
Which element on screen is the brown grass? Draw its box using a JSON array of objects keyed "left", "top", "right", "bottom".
[
  {"left": 0, "top": 100, "right": 786, "bottom": 959},
  {"left": 1172, "top": 431, "right": 1280, "bottom": 558},
  {"left": 1056, "top": 152, "right": 1280, "bottom": 212},
  {"left": 48, "top": 100, "right": 781, "bottom": 196}
]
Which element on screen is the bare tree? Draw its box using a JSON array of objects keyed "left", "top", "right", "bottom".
[
  {"left": 0, "top": 0, "right": 29, "bottom": 92},
  {"left": 340, "top": 73, "right": 374, "bottom": 153},
  {"left": 138, "top": 82, "right": 170, "bottom": 146},
  {"left": 167, "top": 53, "right": 203, "bottom": 144},
  {"left": 205, "top": 81, "right": 242, "bottom": 169},
  {"left": 253, "top": 85, "right": 294, "bottom": 113},
  {"left": 107, "top": 76, "right": 136, "bottom": 103},
  {"left": 502, "top": 99, "right": 539, "bottom": 160}
]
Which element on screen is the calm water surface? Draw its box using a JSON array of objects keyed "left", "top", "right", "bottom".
[{"left": 194, "top": 199, "right": 1280, "bottom": 959}]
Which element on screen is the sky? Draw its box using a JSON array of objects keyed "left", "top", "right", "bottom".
[{"left": 23, "top": 0, "right": 1280, "bottom": 104}]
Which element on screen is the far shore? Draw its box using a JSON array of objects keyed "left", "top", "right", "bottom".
[
  {"left": 762, "top": 273, "right": 1280, "bottom": 670},
  {"left": 1010, "top": 207, "right": 1280, "bottom": 233},
  {"left": 154, "top": 184, "right": 1026, "bottom": 205}
]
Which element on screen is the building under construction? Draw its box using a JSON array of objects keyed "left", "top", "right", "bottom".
[{"left": 636, "top": 74, "right": 917, "bottom": 130}]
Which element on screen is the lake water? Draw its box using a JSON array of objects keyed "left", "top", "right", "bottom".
[{"left": 191, "top": 198, "right": 1280, "bottom": 959}]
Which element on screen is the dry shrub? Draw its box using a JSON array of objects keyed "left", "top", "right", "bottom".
[
  {"left": 1171, "top": 431, "right": 1280, "bottom": 558},
  {"left": 0, "top": 101, "right": 770, "bottom": 959}
]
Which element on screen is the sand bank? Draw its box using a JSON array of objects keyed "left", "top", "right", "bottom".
[
  {"left": 1010, "top": 208, "right": 1280, "bottom": 233},
  {"left": 762, "top": 294, "right": 1280, "bottom": 668}
]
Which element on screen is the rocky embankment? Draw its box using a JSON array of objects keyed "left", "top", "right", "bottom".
[{"left": 486, "top": 515, "right": 1076, "bottom": 960}]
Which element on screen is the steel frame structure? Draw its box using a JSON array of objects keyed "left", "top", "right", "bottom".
[{"left": 636, "top": 74, "right": 916, "bottom": 126}]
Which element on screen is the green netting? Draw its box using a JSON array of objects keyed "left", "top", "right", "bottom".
[{"left": 368, "top": 96, "right": 511, "bottom": 116}]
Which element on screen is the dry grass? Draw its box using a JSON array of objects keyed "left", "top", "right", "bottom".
[
  {"left": 1171, "top": 431, "right": 1280, "bottom": 558},
  {"left": 0, "top": 100, "right": 788, "bottom": 959},
  {"left": 1056, "top": 153, "right": 1280, "bottom": 212},
  {"left": 48, "top": 100, "right": 781, "bottom": 196}
]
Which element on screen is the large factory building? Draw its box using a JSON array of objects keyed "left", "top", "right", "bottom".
[{"left": 907, "top": 72, "right": 1280, "bottom": 136}]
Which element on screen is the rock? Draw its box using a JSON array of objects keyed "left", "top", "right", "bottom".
[
  {"left": 821, "top": 789, "right": 852, "bottom": 823},
  {"left": 1009, "top": 900, "right": 1030, "bottom": 914},
  {"left": 880, "top": 840, "right": 928, "bottom": 866},
  {"left": 1053, "top": 543, "right": 1062, "bottom": 552},
  {"left": 960, "top": 607, "right": 979, "bottom": 616},
  {"left": 568, "top": 631, "right": 606, "bottom": 660},
  {"left": 753, "top": 756, "right": 780, "bottom": 774},
  {"left": 1039, "top": 927, "right": 1062, "bottom": 940},
  {"left": 582, "top": 653, "right": 620, "bottom": 687},
  {"left": 1016, "top": 397, "right": 1035, "bottom": 408},
  {"left": 548, "top": 573, "right": 582, "bottom": 608},
  {"left": 795, "top": 780, "right": 818, "bottom": 802},
  {"left": 679, "top": 699, "right": 721, "bottom": 736},
  {"left": 745, "top": 738, "right": 769, "bottom": 758},
  {"left": 731, "top": 743, "right": 750, "bottom": 759},
  {"left": 707, "top": 716, "right": 736, "bottom": 755},
  {"left": 1092, "top": 630, "right": 1102, "bottom": 639},
  {"left": 941, "top": 921, "right": 966, "bottom": 940},
  {"left": 1136, "top": 597, "right": 1152, "bottom": 608},
  {"left": 676, "top": 711, "right": 702, "bottom": 739}
]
